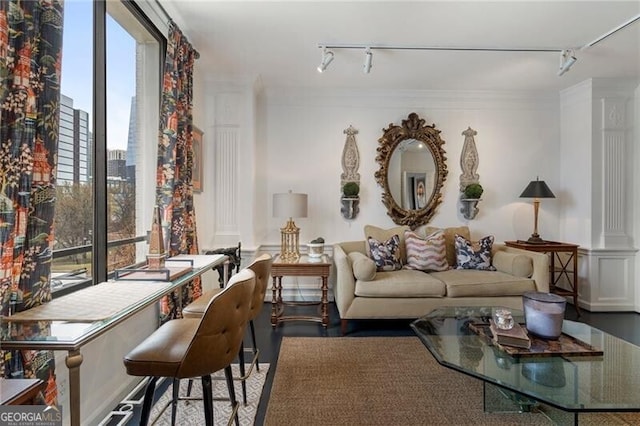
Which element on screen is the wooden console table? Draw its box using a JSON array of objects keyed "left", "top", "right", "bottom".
[
  {"left": 0, "top": 378, "right": 45, "bottom": 405},
  {"left": 271, "top": 254, "right": 331, "bottom": 328},
  {"left": 505, "top": 240, "right": 580, "bottom": 316}
]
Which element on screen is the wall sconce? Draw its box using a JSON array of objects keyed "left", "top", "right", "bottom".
[
  {"left": 273, "top": 191, "right": 308, "bottom": 261},
  {"left": 519, "top": 177, "right": 555, "bottom": 244}
]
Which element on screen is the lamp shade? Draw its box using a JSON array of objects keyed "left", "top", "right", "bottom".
[
  {"left": 273, "top": 192, "right": 308, "bottom": 218},
  {"left": 519, "top": 179, "right": 555, "bottom": 199}
]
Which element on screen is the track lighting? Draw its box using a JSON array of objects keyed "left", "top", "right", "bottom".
[
  {"left": 558, "top": 49, "right": 577, "bottom": 76},
  {"left": 363, "top": 48, "right": 372, "bottom": 73},
  {"left": 317, "top": 48, "right": 334, "bottom": 73}
]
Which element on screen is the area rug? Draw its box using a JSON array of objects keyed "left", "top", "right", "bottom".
[
  {"left": 148, "top": 364, "right": 268, "bottom": 425},
  {"left": 264, "top": 337, "right": 640, "bottom": 425}
]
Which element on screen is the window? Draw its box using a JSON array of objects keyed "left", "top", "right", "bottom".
[{"left": 53, "top": 1, "right": 163, "bottom": 294}]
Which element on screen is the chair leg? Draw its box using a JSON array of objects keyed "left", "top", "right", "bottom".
[
  {"left": 201, "top": 375, "right": 214, "bottom": 426},
  {"left": 249, "top": 319, "right": 259, "bottom": 372},
  {"left": 186, "top": 378, "right": 194, "bottom": 397},
  {"left": 139, "top": 376, "right": 158, "bottom": 426},
  {"left": 224, "top": 365, "right": 240, "bottom": 426},
  {"left": 238, "top": 340, "right": 247, "bottom": 405},
  {"left": 171, "top": 378, "right": 179, "bottom": 426}
]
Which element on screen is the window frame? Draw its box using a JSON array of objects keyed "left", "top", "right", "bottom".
[{"left": 52, "top": 0, "right": 166, "bottom": 296}]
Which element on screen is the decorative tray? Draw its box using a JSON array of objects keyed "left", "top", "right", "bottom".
[{"left": 468, "top": 322, "right": 603, "bottom": 358}]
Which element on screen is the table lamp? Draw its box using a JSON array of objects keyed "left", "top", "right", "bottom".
[
  {"left": 273, "top": 191, "right": 308, "bottom": 261},
  {"left": 519, "top": 177, "right": 555, "bottom": 244}
]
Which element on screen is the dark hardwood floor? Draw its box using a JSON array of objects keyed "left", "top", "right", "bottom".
[
  {"left": 253, "top": 302, "right": 640, "bottom": 425},
  {"left": 114, "top": 301, "right": 640, "bottom": 425}
]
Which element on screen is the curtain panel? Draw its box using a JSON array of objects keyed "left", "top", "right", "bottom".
[
  {"left": 156, "top": 22, "right": 201, "bottom": 322},
  {"left": 0, "top": 0, "right": 63, "bottom": 404}
]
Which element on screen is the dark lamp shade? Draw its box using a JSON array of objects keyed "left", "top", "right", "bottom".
[{"left": 519, "top": 179, "right": 555, "bottom": 199}]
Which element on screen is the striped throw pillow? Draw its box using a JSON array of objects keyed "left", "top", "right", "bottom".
[{"left": 404, "top": 229, "right": 449, "bottom": 272}]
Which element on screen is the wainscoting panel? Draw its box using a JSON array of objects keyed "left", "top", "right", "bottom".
[{"left": 580, "top": 248, "right": 637, "bottom": 312}]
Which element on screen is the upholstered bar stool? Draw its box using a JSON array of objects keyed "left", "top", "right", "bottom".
[
  {"left": 123, "top": 269, "right": 256, "bottom": 426},
  {"left": 182, "top": 253, "right": 273, "bottom": 404}
]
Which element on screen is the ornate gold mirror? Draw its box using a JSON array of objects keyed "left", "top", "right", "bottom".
[{"left": 374, "top": 113, "right": 448, "bottom": 227}]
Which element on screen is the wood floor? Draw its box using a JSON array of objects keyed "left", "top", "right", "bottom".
[
  {"left": 115, "top": 301, "right": 640, "bottom": 425},
  {"left": 252, "top": 302, "right": 640, "bottom": 425}
]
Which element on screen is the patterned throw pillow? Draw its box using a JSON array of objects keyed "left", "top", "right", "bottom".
[
  {"left": 404, "top": 229, "right": 449, "bottom": 272},
  {"left": 367, "top": 234, "right": 403, "bottom": 272},
  {"left": 454, "top": 234, "right": 497, "bottom": 271}
]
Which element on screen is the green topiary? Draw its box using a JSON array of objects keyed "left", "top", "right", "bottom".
[
  {"left": 342, "top": 182, "right": 360, "bottom": 198},
  {"left": 463, "top": 183, "right": 483, "bottom": 199}
]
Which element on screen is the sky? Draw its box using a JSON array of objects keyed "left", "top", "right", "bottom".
[{"left": 61, "top": 1, "right": 136, "bottom": 151}]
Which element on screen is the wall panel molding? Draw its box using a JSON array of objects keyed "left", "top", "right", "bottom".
[
  {"left": 600, "top": 97, "right": 632, "bottom": 248},
  {"left": 579, "top": 247, "right": 637, "bottom": 312}
]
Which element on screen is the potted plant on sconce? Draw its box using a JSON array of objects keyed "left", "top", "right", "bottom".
[
  {"left": 460, "top": 183, "right": 483, "bottom": 220},
  {"left": 341, "top": 181, "right": 360, "bottom": 219}
]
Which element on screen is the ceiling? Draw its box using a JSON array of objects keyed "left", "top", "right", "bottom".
[{"left": 161, "top": 1, "right": 640, "bottom": 92}]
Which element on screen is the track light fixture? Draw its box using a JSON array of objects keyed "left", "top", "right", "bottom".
[
  {"left": 316, "top": 13, "right": 640, "bottom": 77},
  {"left": 558, "top": 49, "right": 577, "bottom": 76},
  {"left": 317, "top": 48, "right": 334, "bottom": 73},
  {"left": 363, "top": 48, "right": 372, "bottom": 73}
]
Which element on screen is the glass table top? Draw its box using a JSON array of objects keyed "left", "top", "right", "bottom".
[
  {"left": 410, "top": 306, "right": 640, "bottom": 412},
  {"left": 0, "top": 254, "right": 226, "bottom": 351}
]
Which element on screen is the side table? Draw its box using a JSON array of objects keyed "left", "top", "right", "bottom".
[
  {"left": 505, "top": 240, "right": 580, "bottom": 316},
  {"left": 271, "top": 254, "right": 331, "bottom": 328},
  {"left": 0, "top": 378, "right": 45, "bottom": 405}
]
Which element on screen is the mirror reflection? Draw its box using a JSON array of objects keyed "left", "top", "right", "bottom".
[
  {"left": 374, "top": 112, "right": 448, "bottom": 227},
  {"left": 388, "top": 139, "right": 436, "bottom": 210}
]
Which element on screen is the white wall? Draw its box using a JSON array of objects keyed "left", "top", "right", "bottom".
[
  {"left": 254, "top": 88, "right": 562, "bottom": 247},
  {"left": 54, "top": 306, "right": 157, "bottom": 425},
  {"left": 559, "top": 78, "right": 638, "bottom": 311}
]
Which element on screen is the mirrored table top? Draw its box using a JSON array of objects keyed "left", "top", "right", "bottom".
[{"left": 0, "top": 254, "right": 226, "bottom": 351}]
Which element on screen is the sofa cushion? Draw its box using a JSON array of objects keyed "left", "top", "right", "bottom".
[
  {"left": 454, "top": 234, "right": 496, "bottom": 271},
  {"left": 493, "top": 251, "right": 533, "bottom": 278},
  {"left": 364, "top": 224, "right": 410, "bottom": 263},
  {"left": 348, "top": 252, "right": 377, "bottom": 281},
  {"left": 414, "top": 225, "right": 470, "bottom": 267},
  {"left": 355, "top": 269, "right": 446, "bottom": 298},
  {"left": 404, "top": 229, "right": 449, "bottom": 272},
  {"left": 367, "top": 235, "right": 403, "bottom": 272},
  {"left": 430, "top": 269, "right": 536, "bottom": 297}
]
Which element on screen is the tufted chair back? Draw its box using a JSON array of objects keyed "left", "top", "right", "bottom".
[
  {"left": 246, "top": 253, "right": 273, "bottom": 322},
  {"left": 177, "top": 268, "right": 255, "bottom": 379}
]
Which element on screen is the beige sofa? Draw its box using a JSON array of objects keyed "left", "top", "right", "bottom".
[{"left": 332, "top": 226, "right": 549, "bottom": 334}]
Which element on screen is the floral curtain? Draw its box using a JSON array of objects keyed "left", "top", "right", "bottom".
[
  {"left": 156, "top": 22, "right": 200, "bottom": 322},
  {"left": 0, "top": 0, "right": 63, "bottom": 404}
]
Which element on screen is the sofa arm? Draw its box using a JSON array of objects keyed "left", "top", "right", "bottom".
[
  {"left": 492, "top": 243, "right": 549, "bottom": 293},
  {"left": 332, "top": 243, "right": 357, "bottom": 318}
]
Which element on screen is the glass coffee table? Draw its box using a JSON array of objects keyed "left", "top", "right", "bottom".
[{"left": 411, "top": 306, "right": 640, "bottom": 425}]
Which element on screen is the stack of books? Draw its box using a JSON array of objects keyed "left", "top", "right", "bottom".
[{"left": 489, "top": 320, "right": 531, "bottom": 349}]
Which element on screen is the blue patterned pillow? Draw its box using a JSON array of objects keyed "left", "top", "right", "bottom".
[
  {"left": 454, "top": 234, "right": 497, "bottom": 271},
  {"left": 367, "top": 234, "right": 403, "bottom": 272}
]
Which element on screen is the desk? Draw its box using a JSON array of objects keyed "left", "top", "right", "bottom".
[
  {"left": 271, "top": 254, "right": 331, "bottom": 328},
  {"left": 505, "top": 240, "right": 580, "bottom": 316},
  {"left": 0, "top": 254, "right": 226, "bottom": 426},
  {"left": 0, "top": 378, "right": 45, "bottom": 405}
]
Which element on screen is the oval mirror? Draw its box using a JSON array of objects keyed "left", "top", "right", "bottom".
[{"left": 374, "top": 113, "right": 448, "bottom": 227}]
